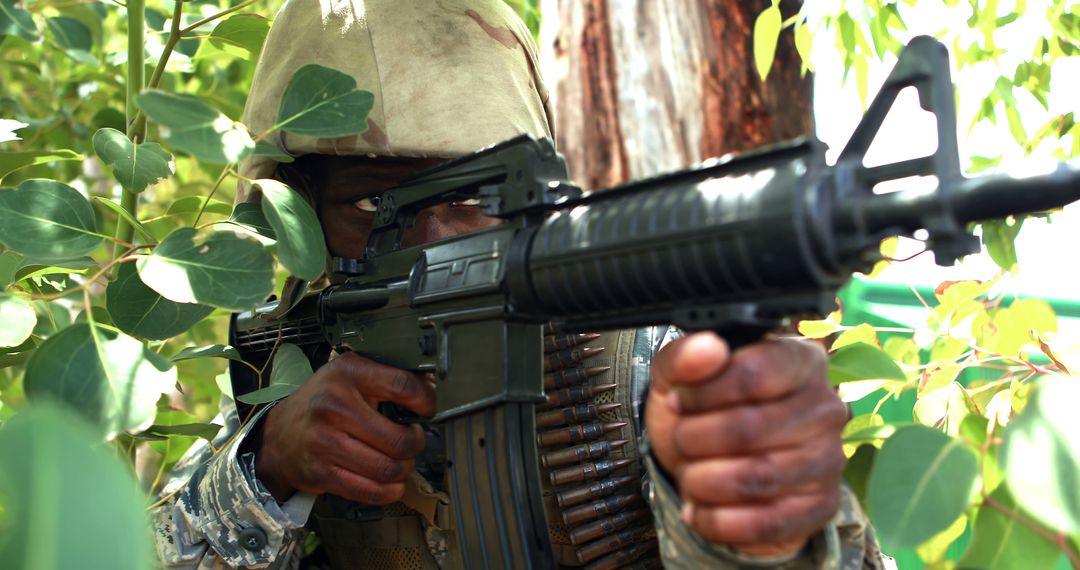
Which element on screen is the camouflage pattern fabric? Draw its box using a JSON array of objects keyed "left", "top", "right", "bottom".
[
  {"left": 151, "top": 328, "right": 895, "bottom": 569},
  {"left": 152, "top": 403, "right": 312, "bottom": 569},
  {"left": 152, "top": 0, "right": 894, "bottom": 567},
  {"left": 236, "top": 0, "right": 554, "bottom": 202}
]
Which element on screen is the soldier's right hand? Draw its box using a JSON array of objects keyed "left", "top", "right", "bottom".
[{"left": 253, "top": 351, "right": 436, "bottom": 504}]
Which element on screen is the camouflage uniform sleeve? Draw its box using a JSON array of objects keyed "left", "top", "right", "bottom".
[{"left": 150, "top": 397, "right": 313, "bottom": 569}]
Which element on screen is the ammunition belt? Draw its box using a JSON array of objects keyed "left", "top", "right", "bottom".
[{"left": 537, "top": 326, "right": 662, "bottom": 569}]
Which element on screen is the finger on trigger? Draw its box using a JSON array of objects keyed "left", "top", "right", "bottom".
[
  {"left": 349, "top": 407, "right": 426, "bottom": 460},
  {"left": 333, "top": 353, "right": 436, "bottom": 417},
  {"left": 675, "top": 339, "right": 824, "bottom": 414},
  {"left": 323, "top": 430, "right": 415, "bottom": 484}
]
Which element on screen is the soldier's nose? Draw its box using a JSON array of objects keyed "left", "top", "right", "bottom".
[{"left": 403, "top": 203, "right": 458, "bottom": 247}]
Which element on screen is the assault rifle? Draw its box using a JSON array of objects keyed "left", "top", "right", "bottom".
[{"left": 233, "top": 36, "right": 1080, "bottom": 568}]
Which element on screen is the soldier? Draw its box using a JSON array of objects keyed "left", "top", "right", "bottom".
[{"left": 152, "top": 1, "right": 893, "bottom": 568}]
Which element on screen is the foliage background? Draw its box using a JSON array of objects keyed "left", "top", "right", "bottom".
[{"left": 0, "top": 0, "right": 1077, "bottom": 568}]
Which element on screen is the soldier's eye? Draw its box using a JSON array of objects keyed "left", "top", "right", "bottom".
[
  {"left": 451, "top": 198, "right": 482, "bottom": 207},
  {"left": 354, "top": 195, "right": 382, "bottom": 212}
]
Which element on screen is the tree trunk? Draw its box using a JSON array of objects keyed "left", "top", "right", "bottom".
[{"left": 539, "top": 0, "right": 813, "bottom": 186}]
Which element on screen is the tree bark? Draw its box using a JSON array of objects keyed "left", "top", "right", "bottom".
[{"left": 539, "top": 0, "right": 813, "bottom": 186}]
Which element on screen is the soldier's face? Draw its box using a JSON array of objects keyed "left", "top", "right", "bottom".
[{"left": 316, "top": 155, "right": 502, "bottom": 259}]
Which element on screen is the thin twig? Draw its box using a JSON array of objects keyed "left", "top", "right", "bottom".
[
  {"left": 192, "top": 166, "right": 233, "bottom": 227},
  {"left": 179, "top": 0, "right": 258, "bottom": 35},
  {"left": 29, "top": 253, "right": 140, "bottom": 302},
  {"left": 128, "top": 0, "right": 183, "bottom": 140},
  {"left": 884, "top": 248, "right": 933, "bottom": 263}
]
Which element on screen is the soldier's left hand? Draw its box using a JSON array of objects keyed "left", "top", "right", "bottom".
[{"left": 645, "top": 331, "right": 848, "bottom": 556}]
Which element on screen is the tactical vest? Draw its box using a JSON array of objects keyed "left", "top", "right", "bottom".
[{"left": 304, "top": 328, "right": 663, "bottom": 569}]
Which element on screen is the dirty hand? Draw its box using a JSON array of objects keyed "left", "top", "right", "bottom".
[
  {"left": 646, "top": 332, "right": 848, "bottom": 556},
  {"left": 255, "top": 351, "right": 436, "bottom": 504}
]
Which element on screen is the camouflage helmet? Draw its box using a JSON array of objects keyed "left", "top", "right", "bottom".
[{"left": 237, "top": 0, "right": 554, "bottom": 200}]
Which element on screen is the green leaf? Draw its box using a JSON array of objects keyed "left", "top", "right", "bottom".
[
  {"left": 92, "top": 197, "right": 156, "bottom": 244},
  {"left": 106, "top": 262, "right": 214, "bottom": 340},
  {"left": 215, "top": 371, "right": 233, "bottom": 398},
  {"left": 208, "top": 14, "right": 269, "bottom": 57},
  {"left": 999, "top": 378, "right": 1080, "bottom": 534},
  {"left": 837, "top": 13, "right": 857, "bottom": 54},
  {"left": 92, "top": 128, "right": 175, "bottom": 193},
  {"left": 31, "top": 300, "right": 72, "bottom": 337},
  {"left": 960, "top": 486, "right": 1060, "bottom": 570},
  {"left": 171, "top": 344, "right": 242, "bottom": 362},
  {"left": 867, "top": 425, "right": 979, "bottom": 551},
  {"left": 254, "top": 179, "right": 327, "bottom": 280},
  {"left": 253, "top": 140, "right": 295, "bottom": 163},
  {"left": 917, "top": 514, "right": 967, "bottom": 564},
  {"left": 273, "top": 64, "right": 375, "bottom": 136},
  {"left": 45, "top": 16, "right": 95, "bottom": 63},
  {"left": 0, "top": 0, "right": 39, "bottom": 41},
  {"left": 853, "top": 55, "right": 870, "bottom": 109},
  {"left": 930, "top": 336, "right": 969, "bottom": 362},
  {"left": 1005, "top": 105, "right": 1028, "bottom": 146},
  {"left": 982, "top": 218, "right": 1023, "bottom": 273},
  {"left": 0, "top": 405, "right": 153, "bottom": 570},
  {"left": 844, "top": 444, "right": 876, "bottom": 511},
  {"left": 14, "top": 257, "right": 96, "bottom": 282},
  {"left": 979, "top": 298, "right": 1056, "bottom": 358},
  {"left": 137, "top": 90, "right": 254, "bottom": 164},
  {"left": 137, "top": 227, "right": 274, "bottom": 311},
  {"left": 919, "top": 364, "right": 961, "bottom": 396},
  {"left": 0, "top": 250, "right": 22, "bottom": 287},
  {"left": 832, "top": 323, "right": 879, "bottom": 350},
  {"left": 91, "top": 108, "right": 126, "bottom": 133},
  {"left": 844, "top": 422, "right": 902, "bottom": 445},
  {"left": 0, "top": 149, "right": 82, "bottom": 182},
  {"left": 828, "top": 342, "right": 906, "bottom": 385},
  {"left": 1010, "top": 298, "right": 1057, "bottom": 336},
  {"left": 0, "top": 292, "right": 35, "bottom": 347},
  {"left": 144, "top": 422, "right": 222, "bottom": 441},
  {"left": 228, "top": 201, "right": 277, "bottom": 241},
  {"left": 914, "top": 382, "right": 977, "bottom": 435},
  {"left": 843, "top": 412, "right": 884, "bottom": 456},
  {"left": 752, "top": 4, "right": 782, "bottom": 81},
  {"left": 837, "top": 379, "right": 898, "bottom": 403},
  {"left": 165, "top": 195, "right": 233, "bottom": 217},
  {"left": 797, "top": 312, "right": 842, "bottom": 339},
  {"left": 959, "top": 413, "right": 989, "bottom": 447},
  {"left": 969, "top": 155, "right": 1002, "bottom": 173},
  {"left": 45, "top": 16, "right": 90, "bottom": 50},
  {"left": 23, "top": 323, "right": 176, "bottom": 437},
  {"left": 0, "top": 179, "right": 102, "bottom": 261},
  {"left": 237, "top": 343, "right": 312, "bottom": 404},
  {"left": 883, "top": 337, "right": 920, "bottom": 367},
  {"left": 793, "top": 21, "right": 814, "bottom": 75}
]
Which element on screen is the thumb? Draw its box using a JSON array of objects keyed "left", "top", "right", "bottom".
[{"left": 651, "top": 331, "right": 732, "bottom": 393}]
